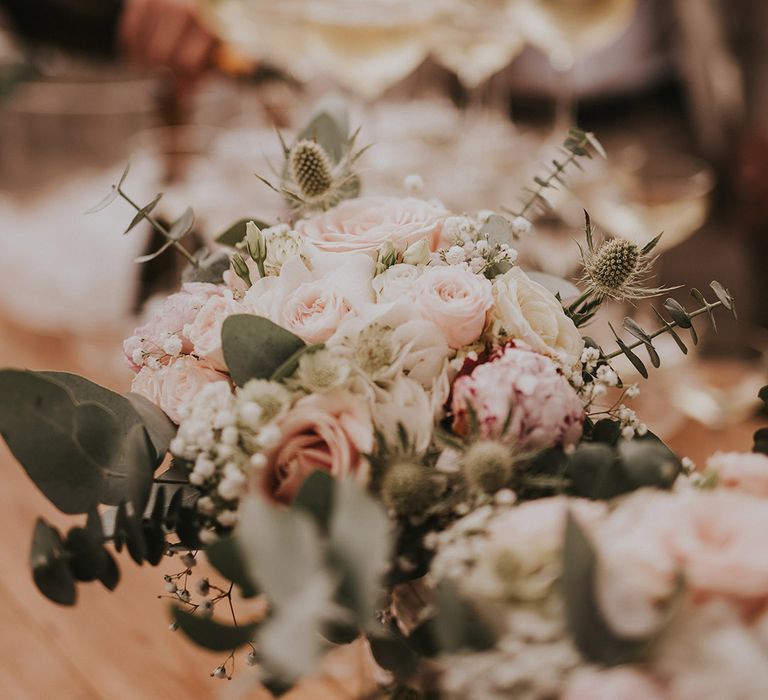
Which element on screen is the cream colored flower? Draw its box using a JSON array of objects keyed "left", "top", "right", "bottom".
[{"left": 491, "top": 267, "right": 583, "bottom": 368}]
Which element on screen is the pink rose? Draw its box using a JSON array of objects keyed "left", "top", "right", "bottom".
[
  {"left": 295, "top": 196, "right": 447, "bottom": 254},
  {"left": 281, "top": 280, "right": 353, "bottom": 344},
  {"left": 262, "top": 391, "right": 373, "bottom": 503},
  {"left": 411, "top": 265, "right": 493, "bottom": 349},
  {"left": 669, "top": 490, "right": 768, "bottom": 599},
  {"left": 123, "top": 282, "right": 224, "bottom": 370},
  {"left": 563, "top": 667, "right": 668, "bottom": 700},
  {"left": 130, "top": 355, "right": 229, "bottom": 423},
  {"left": 595, "top": 491, "right": 681, "bottom": 636},
  {"left": 707, "top": 451, "right": 768, "bottom": 498},
  {"left": 451, "top": 345, "right": 584, "bottom": 450},
  {"left": 184, "top": 291, "right": 244, "bottom": 371}
]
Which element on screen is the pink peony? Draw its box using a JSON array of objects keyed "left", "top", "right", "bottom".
[
  {"left": 130, "top": 355, "right": 229, "bottom": 423},
  {"left": 184, "top": 291, "right": 244, "bottom": 371},
  {"left": 563, "top": 667, "right": 668, "bottom": 700},
  {"left": 261, "top": 391, "right": 373, "bottom": 503},
  {"left": 706, "top": 451, "right": 768, "bottom": 498},
  {"left": 123, "top": 282, "right": 224, "bottom": 370},
  {"left": 451, "top": 345, "right": 584, "bottom": 450},
  {"left": 295, "top": 196, "right": 447, "bottom": 254},
  {"left": 411, "top": 264, "right": 494, "bottom": 349}
]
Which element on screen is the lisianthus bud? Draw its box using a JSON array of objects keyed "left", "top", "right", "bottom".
[
  {"left": 231, "top": 254, "right": 251, "bottom": 286},
  {"left": 288, "top": 139, "right": 333, "bottom": 199},
  {"left": 463, "top": 440, "right": 515, "bottom": 493},
  {"left": 381, "top": 461, "right": 436, "bottom": 516},
  {"left": 402, "top": 238, "right": 431, "bottom": 266},
  {"left": 245, "top": 221, "right": 267, "bottom": 262},
  {"left": 376, "top": 240, "right": 398, "bottom": 275}
]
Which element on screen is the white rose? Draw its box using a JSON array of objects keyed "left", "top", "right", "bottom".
[
  {"left": 411, "top": 264, "right": 493, "bottom": 349},
  {"left": 372, "top": 264, "right": 424, "bottom": 303},
  {"left": 491, "top": 267, "right": 583, "bottom": 368},
  {"left": 244, "top": 246, "right": 374, "bottom": 344}
]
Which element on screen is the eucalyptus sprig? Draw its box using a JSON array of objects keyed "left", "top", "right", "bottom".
[
  {"left": 87, "top": 163, "right": 198, "bottom": 267},
  {"left": 602, "top": 281, "right": 736, "bottom": 378},
  {"left": 506, "top": 127, "right": 606, "bottom": 220}
]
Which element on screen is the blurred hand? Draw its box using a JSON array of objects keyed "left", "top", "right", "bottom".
[{"left": 118, "top": 0, "right": 220, "bottom": 86}]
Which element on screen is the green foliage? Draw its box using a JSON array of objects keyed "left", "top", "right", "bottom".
[
  {"left": 205, "top": 536, "right": 259, "bottom": 598},
  {"left": 182, "top": 249, "right": 231, "bottom": 284},
  {"left": 30, "top": 520, "right": 76, "bottom": 606},
  {"left": 507, "top": 128, "right": 605, "bottom": 219},
  {"left": 215, "top": 218, "right": 272, "bottom": 248},
  {"left": 562, "top": 512, "right": 649, "bottom": 665},
  {"left": 567, "top": 432, "right": 681, "bottom": 500},
  {"left": 221, "top": 314, "right": 306, "bottom": 387},
  {"left": 602, "top": 281, "right": 736, "bottom": 375},
  {"left": 216, "top": 473, "right": 392, "bottom": 687},
  {"left": 172, "top": 608, "right": 258, "bottom": 652}
]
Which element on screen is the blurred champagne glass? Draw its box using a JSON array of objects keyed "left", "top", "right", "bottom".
[
  {"left": 510, "top": 0, "right": 637, "bottom": 129},
  {"left": 201, "top": 0, "right": 449, "bottom": 99}
]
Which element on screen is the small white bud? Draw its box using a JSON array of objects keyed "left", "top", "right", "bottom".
[
  {"left": 131, "top": 349, "right": 145, "bottom": 367},
  {"left": 445, "top": 245, "right": 466, "bottom": 266},
  {"left": 403, "top": 173, "right": 424, "bottom": 194},
  {"left": 258, "top": 424, "right": 282, "bottom": 450},
  {"left": 211, "top": 666, "right": 227, "bottom": 679},
  {"left": 180, "top": 553, "right": 196, "bottom": 568},
  {"left": 164, "top": 580, "right": 178, "bottom": 593},
  {"left": 250, "top": 453, "right": 267, "bottom": 469},
  {"left": 162, "top": 334, "right": 183, "bottom": 357},
  {"left": 511, "top": 216, "right": 533, "bottom": 237},
  {"left": 246, "top": 650, "right": 259, "bottom": 667}
]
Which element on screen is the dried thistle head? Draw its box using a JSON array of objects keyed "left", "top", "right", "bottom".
[
  {"left": 258, "top": 124, "right": 367, "bottom": 215},
  {"left": 578, "top": 214, "right": 671, "bottom": 301}
]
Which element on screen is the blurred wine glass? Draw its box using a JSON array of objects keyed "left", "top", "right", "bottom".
[{"left": 510, "top": 0, "right": 637, "bottom": 129}]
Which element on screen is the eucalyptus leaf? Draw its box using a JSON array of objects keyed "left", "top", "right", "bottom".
[
  {"left": 206, "top": 536, "right": 259, "bottom": 598},
  {"left": 271, "top": 343, "right": 324, "bottom": 383},
  {"left": 182, "top": 249, "right": 231, "bottom": 284},
  {"left": 663, "top": 299, "right": 692, "bottom": 328},
  {"left": 562, "top": 512, "right": 648, "bottom": 665},
  {"left": 292, "top": 470, "right": 335, "bottom": 532},
  {"left": 236, "top": 495, "right": 321, "bottom": 606},
  {"left": 172, "top": 607, "right": 257, "bottom": 652},
  {"left": 328, "top": 480, "right": 391, "bottom": 626},
  {"left": 367, "top": 632, "right": 420, "bottom": 680},
  {"left": 222, "top": 315, "right": 305, "bottom": 387},
  {"left": 0, "top": 370, "right": 117, "bottom": 513},
  {"left": 618, "top": 438, "right": 681, "bottom": 490},
  {"left": 481, "top": 214, "right": 514, "bottom": 246},
  {"left": 30, "top": 519, "right": 76, "bottom": 606},
  {"left": 297, "top": 110, "right": 346, "bottom": 162},
  {"left": 566, "top": 443, "right": 627, "bottom": 500},
  {"left": 216, "top": 218, "right": 271, "bottom": 247},
  {"left": 168, "top": 207, "right": 195, "bottom": 240},
  {"left": 124, "top": 193, "right": 162, "bottom": 234},
  {"left": 125, "top": 392, "right": 175, "bottom": 461},
  {"left": 65, "top": 527, "right": 108, "bottom": 582}
]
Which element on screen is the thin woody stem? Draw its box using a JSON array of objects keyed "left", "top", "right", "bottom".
[{"left": 117, "top": 188, "right": 198, "bottom": 266}]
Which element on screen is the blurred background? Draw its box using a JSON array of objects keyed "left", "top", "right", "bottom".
[{"left": 0, "top": 1, "right": 766, "bottom": 697}]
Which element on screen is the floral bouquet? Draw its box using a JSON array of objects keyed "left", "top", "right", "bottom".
[{"left": 2, "top": 105, "right": 761, "bottom": 699}]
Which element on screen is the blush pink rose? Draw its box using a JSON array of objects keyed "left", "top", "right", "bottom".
[
  {"left": 281, "top": 280, "right": 354, "bottom": 344},
  {"left": 130, "top": 355, "right": 229, "bottom": 423},
  {"left": 563, "top": 667, "right": 668, "bottom": 700},
  {"left": 451, "top": 344, "right": 584, "bottom": 450},
  {"left": 184, "top": 291, "right": 244, "bottom": 371},
  {"left": 295, "top": 196, "right": 447, "bottom": 254},
  {"left": 411, "top": 264, "right": 493, "bottom": 349},
  {"left": 123, "top": 282, "right": 224, "bottom": 370},
  {"left": 707, "top": 451, "right": 768, "bottom": 498},
  {"left": 262, "top": 391, "right": 373, "bottom": 503},
  {"left": 668, "top": 490, "right": 768, "bottom": 599}
]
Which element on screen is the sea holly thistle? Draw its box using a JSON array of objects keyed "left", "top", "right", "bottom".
[{"left": 257, "top": 108, "right": 370, "bottom": 214}]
